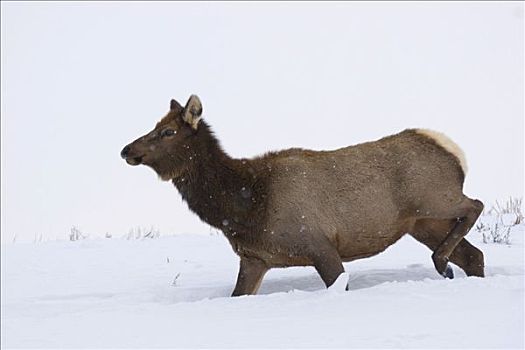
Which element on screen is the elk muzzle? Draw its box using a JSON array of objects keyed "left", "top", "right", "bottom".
[
  {"left": 120, "top": 145, "right": 130, "bottom": 159},
  {"left": 121, "top": 144, "right": 143, "bottom": 166}
]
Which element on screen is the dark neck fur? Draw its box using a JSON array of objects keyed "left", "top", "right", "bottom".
[{"left": 171, "top": 123, "right": 267, "bottom": 236}]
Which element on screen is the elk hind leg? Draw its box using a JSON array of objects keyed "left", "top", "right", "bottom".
[
  {"left": 449, "top": 238, "right": 485, "bottom": 277},
  {"left": 411, "top": 218, "right": 456, "bottom": 278},
  {"left": 412, "top": 197, "right": 485, "bottom": 278},
  {"left": 430, "top": 198, "right": 484, "bottom": 277}
]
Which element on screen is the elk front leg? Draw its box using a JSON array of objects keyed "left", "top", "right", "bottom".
[
  {"left": 306, "top": 237, "right": 346, "bottom": 289},
  {"left": 312, "top": 250, "right": 346, "bottom": 288},
  {"left": 231, "top": 257, "right": 268, "bottom": 297}
]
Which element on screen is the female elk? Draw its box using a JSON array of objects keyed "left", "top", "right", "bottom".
[{"left": 121, "top": 95, "right": 484, "bottom": 296}]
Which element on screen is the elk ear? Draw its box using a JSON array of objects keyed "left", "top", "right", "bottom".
[
  {"left": 183, "top": 95, "right": 203, "bottom": 130},
  {"left": 170, "top": 99, "right": 182, "bottom": 111}
]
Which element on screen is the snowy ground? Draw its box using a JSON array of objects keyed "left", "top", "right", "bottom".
[{"left": 1, "top": 216, "right": 523, "bottom": 349}]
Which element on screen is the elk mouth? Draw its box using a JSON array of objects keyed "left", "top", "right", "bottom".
[{"left": 126, "top": 156, "right": 143, "bottom": 166}]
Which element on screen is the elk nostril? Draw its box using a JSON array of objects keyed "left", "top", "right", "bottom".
[{"left": 121, "top": 145, "right": 131, "bottom": 159}]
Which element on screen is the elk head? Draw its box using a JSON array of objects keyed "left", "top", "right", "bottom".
[{"left": 121, "top": 95, "right": 203, "bottom": 180}]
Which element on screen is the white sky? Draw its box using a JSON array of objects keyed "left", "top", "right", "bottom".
[{"left": 1, "top": 2, "right": 523, "bottom": 242}]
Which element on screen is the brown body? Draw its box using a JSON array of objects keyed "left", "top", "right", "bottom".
[{"left": 121, "top": 95, "right": 485, "bottom": 296}]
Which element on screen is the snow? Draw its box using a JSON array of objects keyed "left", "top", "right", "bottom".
[{"left": 1, "top": 217, "right": 523, "bottom": 348}]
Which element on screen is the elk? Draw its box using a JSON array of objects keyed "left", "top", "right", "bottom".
[{"left": 121, "top": 95, "right": 485, "bottom": 296}]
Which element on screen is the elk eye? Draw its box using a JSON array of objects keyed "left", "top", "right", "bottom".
[{"left": 161, "top": 129, "right": 176, "bottom": 137}]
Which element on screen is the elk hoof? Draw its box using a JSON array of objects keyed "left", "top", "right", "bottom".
[
  {"left": 432, "top": 253, "right": 454, "bottom": 279},
  {"left": 443, "top": 264, "right": 454, "bottom": 279}
]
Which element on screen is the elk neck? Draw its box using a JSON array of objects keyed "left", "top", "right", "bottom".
[{"left": 171, "top": 125, "right": 267, "bottom": 235}]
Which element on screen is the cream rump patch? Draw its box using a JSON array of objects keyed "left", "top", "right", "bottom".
[{"left": 415, "top": 129, "right": 468, "bottom": 174}]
